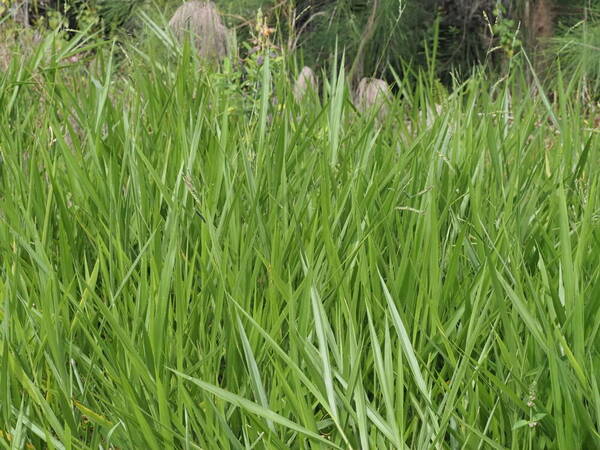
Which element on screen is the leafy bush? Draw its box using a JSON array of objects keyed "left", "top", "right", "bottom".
[{"left": 0, "top": 0, "right": 146, "bottom": 35}]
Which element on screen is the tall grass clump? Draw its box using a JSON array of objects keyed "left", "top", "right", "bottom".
[
  {"left": 549, "top": 10, "right": 600, "bottom": 97},
  {"left": 0, "top": 23, "right": 599, "bottom": 449}
]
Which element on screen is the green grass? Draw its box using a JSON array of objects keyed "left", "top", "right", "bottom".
[{"left": 0, "top": 28, "right": 599, "bottom": 449}]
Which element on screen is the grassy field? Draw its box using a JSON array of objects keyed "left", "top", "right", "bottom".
[{"left": 0, "top": 29, "right": 599, "bottom": 449}]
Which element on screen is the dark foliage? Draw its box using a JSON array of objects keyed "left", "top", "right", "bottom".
[
  {"left": 13, "top": 0, "right": 144, "bottom": 36},
  {"left": 8, "top": 0, "right": 600, "bottom": 85},
  {"left": 293, "top": 0, "right": 512, "bottom": 83}
]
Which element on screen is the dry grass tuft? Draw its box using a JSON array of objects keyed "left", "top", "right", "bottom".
[
  {"left": 168, "top": 1, "right": 229, "bottom": 62},
  {"left": 293, "top": 66, "right": 317, "bottom": 101},
  {"left": 354, "top": 77, "right": 392, "bottom": 122}
]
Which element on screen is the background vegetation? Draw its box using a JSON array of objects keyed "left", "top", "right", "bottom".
[{"left": 3, "top": 0, "right": 600, "bottom": 83}]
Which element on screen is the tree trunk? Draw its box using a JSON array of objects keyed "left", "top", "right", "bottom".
[
  {"left": 525, "top": 0, "right": 555, "bottom": 51},
  {"left": 526, "top": 0, "right": 555, "bottom": 75}
]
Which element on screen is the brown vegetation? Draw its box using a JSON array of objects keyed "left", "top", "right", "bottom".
[
  {"left": 293, "top": 66, "right": 317, "bottom": 101},
  {"left": 354, "top": 77, "right": 392, "bottom": 122},
  {"left": 168, "top": 1, "right": 229, "bottom": 61}
]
